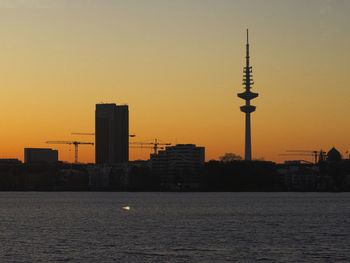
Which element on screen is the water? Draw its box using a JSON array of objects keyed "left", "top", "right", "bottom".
[{"left": 0, "top": 192, "right": 349, "bottom": 262}]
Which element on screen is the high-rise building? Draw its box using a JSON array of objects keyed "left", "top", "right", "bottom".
[
  {"left": 237, "top": 29, "right": 259, "bottom": 161},
  {"left": 95, "top": 103, "right": 129, "bottom": 164}
]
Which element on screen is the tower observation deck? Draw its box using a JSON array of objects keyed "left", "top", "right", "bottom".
[{"left": 237, "top": 29, "right": 258, "bottom": 161}]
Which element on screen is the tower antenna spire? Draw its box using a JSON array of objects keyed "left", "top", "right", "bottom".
[
  {"left": 247, "top": 28, "right": 249, "bottom": 44},
  {"left": 237, "top": 29, "right": 259, "bottom": 161}
]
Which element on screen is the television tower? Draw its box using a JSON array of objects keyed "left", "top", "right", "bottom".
[{"left": 237, "top": 29, "right": 258, "bottom": 161}]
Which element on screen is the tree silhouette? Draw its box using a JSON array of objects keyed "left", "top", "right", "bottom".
[{"left": 219, "top": 153, "right": 242, "bottom": 162}]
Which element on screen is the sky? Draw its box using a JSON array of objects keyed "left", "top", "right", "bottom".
[{"left": 0, "top": 0, "right": 349, "bottom": 163}]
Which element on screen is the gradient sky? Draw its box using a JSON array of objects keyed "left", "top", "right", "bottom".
[{"left": 0, "top": 0, "right": 349, "bottom": 163}]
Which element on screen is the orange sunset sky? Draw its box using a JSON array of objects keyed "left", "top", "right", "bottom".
[{"left": 0, "top": 0, "right": 349, "bottom": 163}]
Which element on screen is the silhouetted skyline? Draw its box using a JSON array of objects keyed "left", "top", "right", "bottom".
[{"left": 0, "top": 1, "right": 349, "bottom": 163}]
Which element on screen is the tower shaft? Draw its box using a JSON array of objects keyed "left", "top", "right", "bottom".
[{"left": 245, "top": 112, "right": 251, "bottom": 160}]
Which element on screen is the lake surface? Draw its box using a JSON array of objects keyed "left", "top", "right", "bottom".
[{"left": 0, "top": 192, "right": 349, "bottom": 262}]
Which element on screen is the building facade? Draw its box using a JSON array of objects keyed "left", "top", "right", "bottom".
[
  {"left": 24, "top": 148, "right": 58, "bottom": 164},
  {"left": 95, "top": 103, "right": 129, "bottom": 164},
  {"left": 150, "top": 144, "right": 205, "bottom": 190}
]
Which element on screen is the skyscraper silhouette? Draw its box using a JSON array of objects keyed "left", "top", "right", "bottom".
[
  {"left": 237, "top": 29, "right": 258, "bottom": 161},
  {"left": 95, "top": 103, "right": 129, "bottom": 164}
]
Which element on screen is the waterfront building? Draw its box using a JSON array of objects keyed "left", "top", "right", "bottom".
[{"left": 150, "top": 144, "right": 205, "bottom": 190}]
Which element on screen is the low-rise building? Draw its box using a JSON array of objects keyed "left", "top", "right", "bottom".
[
  {"left": 0, "top": 159, "right": 22, "bottom": 165},
  {"left": 150, "top": 144, "right": 205, "bottom": 190},
  {"left": 24, "top": 148, "right": 58, "bottom": 164},
  {"left": 278, "top": 164, "right": 319, "bottom": 191}
]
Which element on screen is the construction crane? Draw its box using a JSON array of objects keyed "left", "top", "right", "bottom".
[
  {"left": 130, "top": 145, "right": 166, "bottom": 152},
  {"left": 279, "top": 153, "right": 316, "bottom": 162},
  {"left": 277, "top": 156, "right": 314, "bottom": 165},
  {"left": 46, "top": 141, "right": 94, "bottom": 164},
  {"left": 130, "top": 139, "right": 171, "bottom": 155},
  {"left": 71, "top": 132, "right": 136, "bottom": 137},
  {"left": 71, "top": 133, "right": 95, "bottom": 136},
  {"left": 282, "top": 150, "right": 326, "bottom": 164}
]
